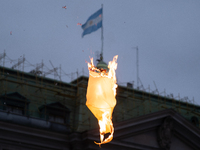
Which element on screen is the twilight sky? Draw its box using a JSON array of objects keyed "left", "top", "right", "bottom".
[{"left": 0, "top": 0, "right": 200, "bottom": 105}]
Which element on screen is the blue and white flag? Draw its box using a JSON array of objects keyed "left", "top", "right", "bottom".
[{"left": 82, "top": 8, "right": 102, "bottom": 37}]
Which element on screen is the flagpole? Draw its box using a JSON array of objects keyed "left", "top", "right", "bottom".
[{"left": 101, "top": 4, "right": 104, "bottom": 61}]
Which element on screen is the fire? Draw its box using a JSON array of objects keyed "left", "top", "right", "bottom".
[
  {"left": 86, "top": 55, "right": 118, "bottom": 146},
  {"left": 96, "top": 111, "right": 114, "bottom": 145}
]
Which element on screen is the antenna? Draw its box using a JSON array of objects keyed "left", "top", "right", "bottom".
[
  {"left": 132, "top": 46, "right": 139, "bottom": 89},
  {"left": 101, "top": 4, "right": 104, "bottom": 61},
  {"left": 95, "top": 51, "right": 100, "bottom": 66}
]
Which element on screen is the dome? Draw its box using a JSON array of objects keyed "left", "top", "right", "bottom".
[{"left": 96, "top": 60, "right": 109, "bottom": 71}]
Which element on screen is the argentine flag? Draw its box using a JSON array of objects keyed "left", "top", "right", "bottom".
[{"left": 82, "top": 8, "right": 102, "bottom": 37}]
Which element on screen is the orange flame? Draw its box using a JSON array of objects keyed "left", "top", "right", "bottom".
[
  {"left": 95, "top": 111, "right": 114, "bottom": 146},
  {"left": 86, "top": 55, "right": 118, "bottom": 146}
]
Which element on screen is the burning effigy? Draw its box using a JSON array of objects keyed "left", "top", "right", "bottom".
[{"left": 86, "top": 55, "right": 118, "bottom": 146}]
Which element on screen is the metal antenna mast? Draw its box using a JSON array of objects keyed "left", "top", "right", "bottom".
[
  {"left": 136, "top": 46, "right": 139, "bottom": 89},
  {"left": 100, "top": 4, "right": 104, "bottom": 61},
  {"left": 132, "top": 46, "right": 139, "bottom": 89}
]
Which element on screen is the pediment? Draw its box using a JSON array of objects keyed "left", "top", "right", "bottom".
[
  {"left": 39, "top": 102, "right": 70, "bottom": 116},
  {"left": 85, "top": 109, "right": 200, "bottom": 150},
  {"left": 1, "top": 92, "right": 28, "bottom": 101},
  {"left": 0, "top": 92, "right": 29, "bottom": 108},
  {"left": 43, "top": 102, "right": 70, "bottom": 111}
]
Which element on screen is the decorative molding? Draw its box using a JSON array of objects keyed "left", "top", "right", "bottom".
[{"left": 158, "top": 116, "right": 174, "bottom": 150}]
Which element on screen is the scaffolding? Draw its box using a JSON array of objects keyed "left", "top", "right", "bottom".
[{"left": 0, "top": 51, "right": 200, "bottom": 133}]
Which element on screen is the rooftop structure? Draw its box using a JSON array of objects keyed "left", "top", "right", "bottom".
[
  {"left": 1, "top": 65, "right": 200, "bottom": 131},
  {"left": 0, "top": 64, "right": 200, "bottom": 149}
]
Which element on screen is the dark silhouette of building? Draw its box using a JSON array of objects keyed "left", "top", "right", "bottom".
[{"left": 0, "top": 66, "right": 200, "bottom": 150}]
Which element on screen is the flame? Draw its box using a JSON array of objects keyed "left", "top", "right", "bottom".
[
  {"left": 87, "top": 55, "right": 118, "bottom": 146},
  {"left": 108, "top": 55, "right": 118, "bottom": 96},
  {"left": 94, "top": 111, "right": 114, "bottom": 146}
]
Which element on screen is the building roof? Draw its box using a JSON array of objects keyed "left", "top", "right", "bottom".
[{"left": 0, "top": 66, "right": 200, "bottom": 133}]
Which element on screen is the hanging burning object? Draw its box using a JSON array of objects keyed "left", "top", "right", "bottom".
[{"left": 86, "top": 55, "right": 118, "bottom": 146}]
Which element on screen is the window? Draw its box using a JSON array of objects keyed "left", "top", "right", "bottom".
[
  {"left": 6, "top": 105, "right": 24, "bottom": 115},
  {"left": 39, "top": 102, "right": 70, "bottom": 124},
  {"left": 0, "top": 92, "right": 29, "bottom": 116},
  {"left": 49, "top": 114, "right": 65, "bottom": 124}
]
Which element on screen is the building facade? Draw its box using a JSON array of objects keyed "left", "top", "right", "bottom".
[{"left": 0, "top": 66, "right": 200, "bottom": 150}]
